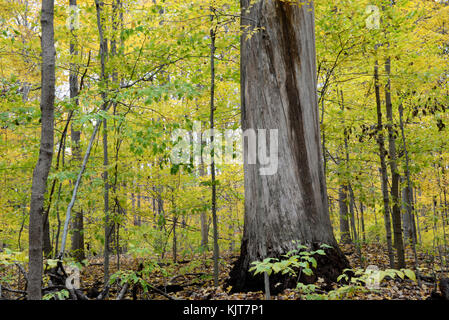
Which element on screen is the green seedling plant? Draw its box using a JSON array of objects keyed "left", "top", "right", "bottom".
[
  {"left": 249, "top": 243, "right": 331, "bottom": 278},
  {"left": 328, "top": 267, "right": 417, "bottom": 299},
  {"left": 250, "top": 243, "right": 334, "bottom": 299},
  {"left": 110, "top": 260, "right": 169, "bottom": 295},
  {"left": 43, "top": 289, "right": 70, "bottom": 300},
  {"left": 250, "top": 242, "right": 418, "bottom": 300}
]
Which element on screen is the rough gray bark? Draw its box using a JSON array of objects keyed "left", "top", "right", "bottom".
[
  {"left": 227, "top": 0, "right": 348, "bottom": 293},
  {"left": 28, "top": 0, "right": 55, "bottom": 300}
]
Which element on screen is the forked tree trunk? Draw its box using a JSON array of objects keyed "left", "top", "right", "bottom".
[
  {"left": 227, "top": 0, "right": 349, "bottom": 293},
  {"left": 28, "top": 0, "right": 55, "bottom": 300}
]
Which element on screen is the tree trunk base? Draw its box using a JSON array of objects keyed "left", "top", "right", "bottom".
[{"left": 226, "top": 242, "right": 350, "bottom": 294}]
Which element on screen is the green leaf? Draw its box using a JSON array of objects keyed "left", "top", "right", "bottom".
[
  {"left": 309, "top": 257, "right": 317, "bottom": 269},
  {"left": 402, "top": 269, "right": 416, "bottom": 282},
  {"left": 395, "top": 270, "right": 404, "bottom": 280},
  {"left": 272, "top": 264, "right": 281, "bottom": 274}
]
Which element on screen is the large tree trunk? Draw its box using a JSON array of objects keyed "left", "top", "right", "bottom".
[
  {"left": 227, "top": 0, "right": 349, "bottom": 293},
  {"left": 28, "top": 0, "right": 55, "bottom": 300}
]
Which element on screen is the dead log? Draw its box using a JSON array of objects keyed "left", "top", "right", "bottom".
[
  {"left": 97, "top": 283, "right": 111, "bottom": 300},
  {"left": 147, "top": 284, "right": 178, "bottom": 300},
  {"left": 116, "top": 283, "right": 129, "bottom": 300}
]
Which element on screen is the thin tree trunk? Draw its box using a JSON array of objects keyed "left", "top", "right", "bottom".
[
  {"left": 339, "top": 185, "right": 351, "bottom": 244},
  {"left": 137, "top": 191, "right": 141, "bottom": 226},
  {"left": 399, "top": 103, "right": 417, "bottom": 245},
  {"left": 95, "top": 0, "right": 111, "bottom": 284},
  {"left": 28, "top": 0, "right": 55, "bottom": 300},
  {"left": 371, "top": 182, "right": 380, "bottom": 242},
  {"left": 402, "top": 183, "right": 411, "bottom": 245},
  {"left": 415, "top": 188, "right": 422, "bottom": 245},
  {"left": 437, "top": 158, "right": 449, "bottom": 266},
  {"left": 172, "top": 194, "right": 177, "bottom": 264},
  {"left": 54, "top": 183, "right": 62, "bottom": 256},
  {"left": 69, "top": 0, "right": 85, "bottom": 263},
  {"left": 59, "top": 115, "right": 103, "bottom": 257},
  {"left": 374, "top": 59, "right": 394, "bottom": 268},
  {"left": 110, "top": 0, "right": 123, "bottom": 261},
  {"left": 43, "top": 205, "right": 52, "bottom": 257},
  {"left": 433, "top": 196, "right": 444, "bottom": 271},
  {"left": 199, "top": 149, "right": 209, "bottom": 250},
  {"left": 384, "top": 57, "right": 405, "bottom": 268},
  {"left": 441, "top": 158, "right": 449, "bottom": 264},
  {"left": 340, "top": 90, "right": 357, "bottom": 243},
  {"left": 209, "top": 16, "right": 219, "bottom": 288},
  {"left": 360, "top": 202, "right": 366, "bottom": 242}
]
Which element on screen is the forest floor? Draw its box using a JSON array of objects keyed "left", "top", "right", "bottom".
[
  {"left": 77, "top": 243, "right": 443, "bottom": 300},
  {"left": 1, "top": 243, "right": 446, "bottom": 300}
]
